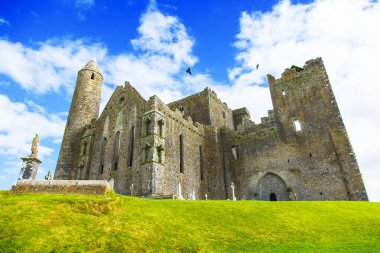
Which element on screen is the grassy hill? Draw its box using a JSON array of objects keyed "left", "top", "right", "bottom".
[{"left": 0, "top": 191, "right": 379, "bottom": 252}]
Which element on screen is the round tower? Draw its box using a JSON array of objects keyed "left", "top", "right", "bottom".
[{"left": 54, "top": 59, "right": 103, "bottom": 179}]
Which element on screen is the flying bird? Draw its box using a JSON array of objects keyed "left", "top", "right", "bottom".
[
  {"left": 256, "top": 64, "right": 259, "bottom": 70},
  {"left": 186, "top": 67, "right": 192, "bottom": 75}
]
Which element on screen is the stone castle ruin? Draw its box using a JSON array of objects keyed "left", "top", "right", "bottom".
[{"left": 54, "top": 57, "right": 368, "bottom": 201}]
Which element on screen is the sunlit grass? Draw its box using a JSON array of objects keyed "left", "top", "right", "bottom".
[{"left": 0, "top": 190, "right": 379, "bottom": 252}]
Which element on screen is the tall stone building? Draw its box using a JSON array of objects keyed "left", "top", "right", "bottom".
[{"left": 54, "top": 57, "right": 368, "bottom": 201}]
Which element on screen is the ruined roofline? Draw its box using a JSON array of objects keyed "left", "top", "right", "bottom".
[
  {"left": 267, "top": 57, "right": 324, "bottom": 86},
  {"left": 168, "top": 86, "right": 232, "bottom": 112},
  {"left": 146, "top": 95, "right": 205, "bottom": 137},
  {"left": 98, "top": 81, "right": 147, "bottom": 119}
]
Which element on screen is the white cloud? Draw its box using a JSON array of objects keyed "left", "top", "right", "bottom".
[
  {"left": 231, "top": 0, "right": 380, "bottom": 201},
  {"left": 0, "top": 94, "right": 66, "bottom": 159},
  {"left": 102, "top": 5, "right": 199, "bottom": 105},
  {"left": 75, "top": 0, "right": 95, "bottom": 9},
  {"left": 0, "top": 39, "right": 107, "bottom": 94},
  {"left": 0, "top": 18, "right": 10, "bottom": 26}
]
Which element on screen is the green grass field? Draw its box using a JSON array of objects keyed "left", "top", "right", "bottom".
[{"left": 0, "top": 191, "right": 379, "bottom": 252}]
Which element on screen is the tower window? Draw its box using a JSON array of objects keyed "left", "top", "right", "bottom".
[
  {"left": 222, "top": 111, "right": 226, "bottom": 119},
  {"left": 293, "top": 120, "right": 302, "bottom": 132},
  {"left": 282, "top": 89, "right": 286, "bottom": 96},
  {"left": 179, "top": 134, "right": 184, "bottom": 173},
  {"left": 179, "top": 107, "right": 184, "bottom": 113},
  {"left": 91, "top": 73, "right": 95, "bottom": 80}
]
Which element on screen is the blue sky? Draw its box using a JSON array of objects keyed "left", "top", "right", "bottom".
[{"left": 0, "top": 0, "right": 379, "bottom": 201}]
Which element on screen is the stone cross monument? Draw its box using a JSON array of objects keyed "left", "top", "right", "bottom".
[{"left": 18, "top": 134, "right": 42, "bottom": 180}]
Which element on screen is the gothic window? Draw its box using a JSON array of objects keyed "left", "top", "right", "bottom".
[
  {"left": 179, "top": 106, "right": 184, "bottom": 113},
  {"left": 91, "top": 73, "right": 95, "bottom": 80},
  {"left": 199, "top": 145, "right": 204, "bottom": 180},
  {"left": 99, "top": 137, "right": 107, "bottom": 174},
  {"left": 127, "top": 126, "right": 135, "bottom": 167},
  {"left": 179, "top": 134, "right": 184, "bottom": 173},
  {"left": 112, "top": 131, "right": 120, "bottom": 171}
]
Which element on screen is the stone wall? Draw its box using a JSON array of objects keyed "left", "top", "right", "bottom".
[
  {"left": 86, "top": 83, "right": 147, "bottom": 196},
  {"left": 55, "top": 57, "right": 367, "bottom": 201},
  {"left": 55, "top": 60, "right": 103, "bottom": 180},
  {"left": 12, "top": 180, "right": 112, "bottom": 195},
  {"left": 226, "top": 58, "right": 368, "bottom": 201}
]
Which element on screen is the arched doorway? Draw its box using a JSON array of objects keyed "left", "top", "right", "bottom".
[{"left": 257, "top": 173, "right": 289, "bottom": 201}]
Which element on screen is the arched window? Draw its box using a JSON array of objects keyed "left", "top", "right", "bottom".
[
  {"left": 99, "top": 137, "right": 107, "bottom": 174},
  {"left": 82, "top": 141, "right": 88, "bottom": 156},
  {"left": 112, "top": 131, "right": 120, "bottom": 171},
  {"left": 127, "top": 126, "right": 135, "bottom": 167}
]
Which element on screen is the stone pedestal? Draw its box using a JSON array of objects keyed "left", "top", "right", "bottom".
[{"left": 18, "top": 157, "right": 42, "bottom": 180}]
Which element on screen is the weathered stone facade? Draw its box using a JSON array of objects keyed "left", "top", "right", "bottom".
[{"left": 54, "top": 57, "right": 368, "bottom": 201}]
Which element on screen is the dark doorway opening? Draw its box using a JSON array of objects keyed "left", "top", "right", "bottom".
[{"left": 270, "top": 193, "right": 277, "bottom": 201}]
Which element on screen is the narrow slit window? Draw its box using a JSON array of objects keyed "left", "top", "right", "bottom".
[
  {"left": 282, "top": 89, "right": 286, "bottom": 96},
  {"left": 144, "top": 145, "right": 150, "bottom": 162},
  {"left": 157, "top": 147, "right": 163, "bottom": 163},
  {"left": 158, "top": 120, "right": 164, "bottom": 137},
  {"left": 231, "top": 145, "right": 239, "bottom": 160},
  {"left": 199, "top": 145, "right": 204, "bottom": 180},
  {"left": 294, "top": 119, "right": 302, "bottom": 132},
  {"left": 146, "top": 119, "right": 151, "bottom": 135},
  {"left": 112, "top": 131, "right": 120, "bottom": 171},
  {"left": 222, "top": 111, "right": 226, "bottom": 119},
  {"left": 99, "top": 137, "right": 107, "bottom": 174},
  {"left": 127, "top": 126, "right": 135, "bottom": 167},
  {"left": 179, "top": 134, "right": 184, "bottom": 173},
  {"left": 91, "top": 73, "right": 95, "bottom": 80},
  {"left": 82, "top": 141, "right": 88, "bottom": 156}
]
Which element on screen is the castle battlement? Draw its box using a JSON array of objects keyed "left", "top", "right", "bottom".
[{"left": 54, "top": 58, "right": 368, "bottom": 201}]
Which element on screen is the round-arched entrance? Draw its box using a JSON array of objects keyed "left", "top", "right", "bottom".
[{"left": 257, "top": 173, "right": 289, "bottom": 201}]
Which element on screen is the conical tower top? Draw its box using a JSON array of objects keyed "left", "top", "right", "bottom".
[{"left": 81, "top": 58, "right": 102, "bottom": 74}]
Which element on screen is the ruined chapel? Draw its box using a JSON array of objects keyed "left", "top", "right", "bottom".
[{"left": 54, "top": 57, "right": 368, "bottom": 201}]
